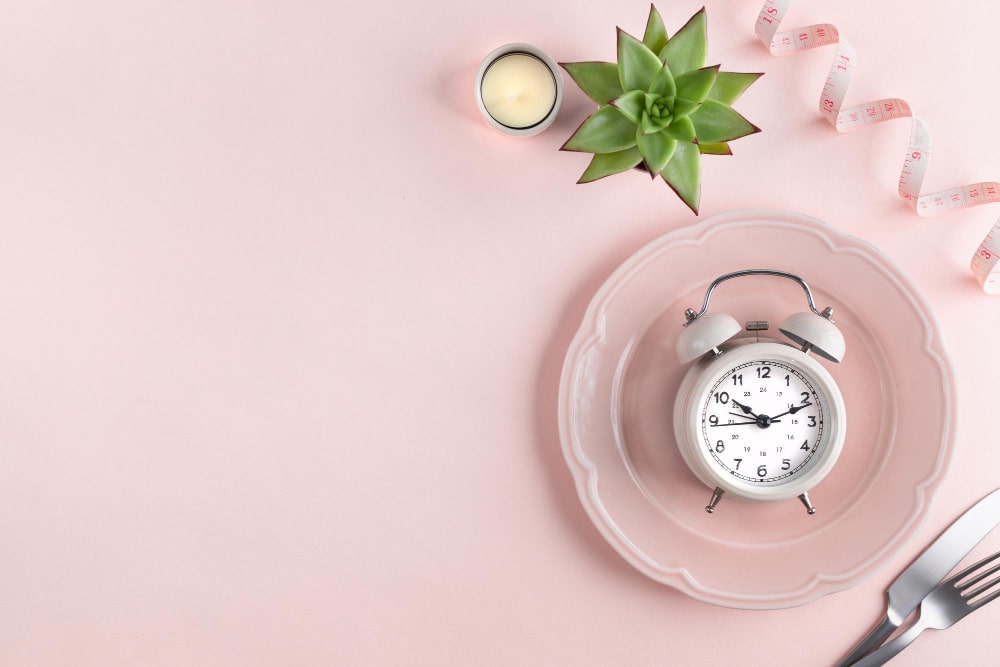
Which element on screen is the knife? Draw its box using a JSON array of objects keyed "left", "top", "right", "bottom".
[{"left": 836, "top": 487, "right": 1000, "bottom": 667}]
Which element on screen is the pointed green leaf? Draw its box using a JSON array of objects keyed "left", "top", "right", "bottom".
[
  {"left": 609, "top": 90, "right": 645, "bottom": 124},
  {"left": 642, "top": 4, "right": 669, "bottom": 54},
  {"left": 648, "top": 63, "right": 676, "bottom": 97},
  {"left": 618, "top": 29, "right": 662, "bottom": 92},
  {"left": 661, "top": 141, "right": 701, "bottom": 213},
  {"left": 578, "top": 146, "right": 643, "bottom": 183},
  {"left": 562, "top": 105, "right": 639, "bottom": 153},
  {"left": 637, "top": 129, "right": 677, "bottom": 176},
  {"left": 671, "top": 97, "right": 701, "bottom": 121},
  {"left": 663, "top": 116, "right": 695, "bottom": 142},
  {"left": 706, "top": 72, "right": 763, "bottom": 105},
  {"left": 560, "top": 62, "right": 625, "bottom": 105},
  {"left": 659, "top": 7, "right": 707, "bottom": 76},
  {"left": 641, "top": 111, "right": 671, "bottom": 135},
  {"left": 698, "top": 142, "right": 733, "bottom": 155},
  {"left": 689, "top": 99, "right": 760, "bottom": 143},
  {"left": 674, "top": 65, "right": 719, "bottom": 104}
]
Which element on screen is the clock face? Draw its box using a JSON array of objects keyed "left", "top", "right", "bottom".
[{"left": 700, "top": 359, "right": 827, "bottom": 486}]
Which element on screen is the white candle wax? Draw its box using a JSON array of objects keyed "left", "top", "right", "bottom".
[{"left": 480, "top": 53, "right": 557, "bottom": 129}]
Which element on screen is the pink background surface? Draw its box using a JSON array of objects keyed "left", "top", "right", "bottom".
[{"left": 2, "top": 1, "right": 999, "bottom": 665}]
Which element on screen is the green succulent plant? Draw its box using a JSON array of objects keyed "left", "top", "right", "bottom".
[{"left": 560, "top": 4, "right": 762, "bottom": 213}]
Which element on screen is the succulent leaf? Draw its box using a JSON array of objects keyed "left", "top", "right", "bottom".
[
  {"left": 698, "top": 142, "right": 733, "bottom": 155},
  {"left": 560, "top": 62, "right": 625, "bottom": 105},
  {"left": 642, "top": 4, "right": 669, "bottom": 54},
  {"left": 617, "top": 29, "right": 662, "bottom": 92},
  {"left": 562, "top": 105, "right": 639, "bottom": 153},
  {"left": 659, "top": 7, "right": 707, "bottom": 76},
  {"left": 663, "top": 116, "right": 696, "bottom": 142},
  {"left": 647, "top": 62, "right": 677, "bottom": 98},
  {"left": 637, "top": 128, "right": 677, "bottom": 176},
  {"left": 610, "top": 90, "right": 646, "bottom": 124},
  {"left": 689, "top": 99, "right": 760, "bottom": 143},
  {"left": 579, "top": 147, "right": 644, "bottom": 183},
  {"left": 670, "top": 97, "right": 701, "bottom": 121},
  {"left": 706, "top": 72, "right": 763, "bottom": 105},
  {"left": 661, "top": 141, "right": 701, "bottom": 213},
  {"left": 674, "top": 65, "right": 720, "bottom": 105}
]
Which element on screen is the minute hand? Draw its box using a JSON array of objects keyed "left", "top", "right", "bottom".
[{"left": 769, "top": 402, "right": 812, "bottom": 420}]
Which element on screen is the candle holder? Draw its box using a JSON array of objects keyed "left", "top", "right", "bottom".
[{"left": 475, "top": 43, "right": 563, "bottom": 137}]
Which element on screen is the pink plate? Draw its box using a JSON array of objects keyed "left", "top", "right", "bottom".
[{"left": 558, "top": 210, "right": 956, "bottom": 609}]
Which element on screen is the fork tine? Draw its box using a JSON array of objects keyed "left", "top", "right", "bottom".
[
  {"left": 969, "top": 587, "right": 1000, "bottom": 609},
  {"left": 964, "top": 565, "right": 1000, "bottom": 600},
  {"left": 949, "top": 550, "right": 1000, "bottom": 587},
  {"left": 958, "top": 561, "right": 1000, "bottom": 592}
]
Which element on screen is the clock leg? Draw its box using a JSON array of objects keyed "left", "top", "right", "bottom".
[
  {"left": 705, "top": 487, "right": 725, "bottom": 513},
  {"left": 798, "top": 492, "right": 817, "bottom": 515}
]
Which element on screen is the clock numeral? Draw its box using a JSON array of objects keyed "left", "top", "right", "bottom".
[
  {"left": 757, "top": 465, "right": 767, "bottom": 478},
  {"left": 758, "top": 450, "right": 767, "bottom": 457},
  {"left": 776, "top": 446, "right": 783, "bottom": 452},
  {"left": 708, "top": 415, "right": 719, "bottom": 426},
  {"left": 742, "top": 391, "right": 751, "bottom": 397},
  {"left": 791, "top": 418, "right": 799, "bottom": 424},
  {"left": 714, "top": 391, "right": 730, "bottom": 405},
  {"left": 715, "top": 440, "right": 725, "bottom": 453},
  {"left": 743, "top": 446, "right": 750, "bottom": 452},
  {"left": 807, "top": 416, "right": 817, "bottom": 427},
  {"left": 784, "top": 374, "right": 790, "bottom": 387},
  {"left": 732, "top": 374, "right": 743, "bottom": 386},
  {"left": 781, "top": 458, "right": 791, "bottom": 471},
  {"left": 800, "top": 392, "right": 810, "bottom": 405},
  {"left": 733, "top": 458, "right": 743, "bottom": 470},
  {"left": 731, "top": 434, "right": 739, "bottom": 440},
  {"left": 756, "top": 366, "right": 771, "bottom": 379},
  {"left": 800, "top": 439, "right": 810, "bottom": 451}
]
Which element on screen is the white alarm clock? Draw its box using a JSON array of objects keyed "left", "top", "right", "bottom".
[{"left": 673, "top": 270, "right": 847, "bottom": 515}]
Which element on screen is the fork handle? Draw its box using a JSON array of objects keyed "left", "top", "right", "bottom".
[
  {"left": 835, "top": 616, "right": 897, "bottom": 667},
  {"left": 848, "top": 622, "right": 927, "bottom": 667}
]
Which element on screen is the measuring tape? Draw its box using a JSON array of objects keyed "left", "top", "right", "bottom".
[{"left": 755, "top": 0, "right": 1000, "bottom": 294}]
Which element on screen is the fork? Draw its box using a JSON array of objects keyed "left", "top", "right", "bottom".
[{"left": 850, "top": 550, "right": 1000, "bottom": 666}]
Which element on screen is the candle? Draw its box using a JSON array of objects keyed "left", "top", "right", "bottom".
[
  {"left": 475, "top": 44, "right": 563, "bottom": 136},
  {"left": 481, "top": 54, "right": 555, "bottom": 128}
]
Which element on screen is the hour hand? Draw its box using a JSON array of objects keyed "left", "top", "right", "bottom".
[{"left": 730, "top": 400, "right": 758, "bottom": 418}]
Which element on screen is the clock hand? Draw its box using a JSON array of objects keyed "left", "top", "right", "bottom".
[
  {"left": 730, "top": 400, "right": 759, "bottom": 418},
  {"left": 728, "top": 412, "right": 758, "bottom": 421},
  {"left": 769, "top": 402, "right": 813, "bottom": 420},
  {"left": 710, "top": 419, "right": 782, "bottom": 427}
]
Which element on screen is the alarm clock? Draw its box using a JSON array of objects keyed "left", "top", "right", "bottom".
[{"left": 672, "top": 270, "right": 847, "bottom": 515}]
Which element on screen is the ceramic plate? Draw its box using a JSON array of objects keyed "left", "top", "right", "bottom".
[{"left": 558, "top": 210, "right": 955, "bottom": 609}]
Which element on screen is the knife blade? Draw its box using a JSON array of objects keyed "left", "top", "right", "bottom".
[{"left": 837, "top": 487, "right": 1000, "bottom": 667}]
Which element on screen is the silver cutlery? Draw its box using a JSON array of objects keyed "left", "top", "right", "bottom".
[
  {"left": 849, "top": 550, "right": 1000, "bottom": 666},
  {"left": 837, "top": 487, "right": 1000, "bottom": 666}
]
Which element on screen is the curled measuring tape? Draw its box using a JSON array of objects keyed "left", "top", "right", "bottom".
[{"left": 755, "top": 0, "right": 1000, "bottom": 294}]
